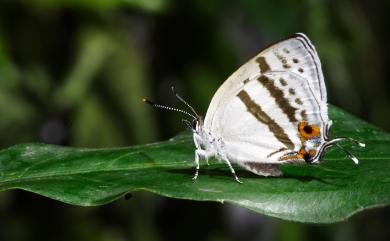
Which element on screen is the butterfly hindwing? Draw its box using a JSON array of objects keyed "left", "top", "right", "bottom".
[
  {"left": 240, "top": 163, "right": 282, "bottom": 177},
  {"left": 216, "top": 71, "right": 322, "bottom": 164}
]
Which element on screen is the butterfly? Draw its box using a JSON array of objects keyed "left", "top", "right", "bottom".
[{"left": 144, "top": 33, "right": 365, "bottom": 183}]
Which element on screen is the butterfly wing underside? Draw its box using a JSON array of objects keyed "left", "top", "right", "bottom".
[{"left": 203, "top": 33, "right": 329, "bottom": 170}]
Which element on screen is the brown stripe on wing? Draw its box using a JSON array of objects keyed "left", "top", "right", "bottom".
[
  {"left": 267, "top": 147, "right": 288, "bottom": 158},
  {"left": 255, "top": 56, "right": 271, "bottom": 73},
  {"left": 258, "top": 75, "right": 298, "bottom": 123},
  {"left": 237, "top": 90, "right": 295, "bottom": 150}
]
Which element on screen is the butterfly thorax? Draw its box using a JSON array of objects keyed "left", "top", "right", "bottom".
[{"left": 192, "top": 116, "right": 225, "bottom": 159}]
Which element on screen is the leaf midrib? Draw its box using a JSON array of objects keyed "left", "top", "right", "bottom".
[
  {"left": 1, "top": 152, "right": 388, "bottom": 185},
  {"left": 0, "top": 161, "right": 191, "bottom": 183}
]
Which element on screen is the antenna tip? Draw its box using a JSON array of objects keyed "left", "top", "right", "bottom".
[
  {"left": 142, "top": 97, "right": 154, "bottom": 105},
  {"left": 359, "top": 142, "right": 366, "bottom": 148},
  {"left": 352, "top": 156, "right": 359, "bottom": 164}
]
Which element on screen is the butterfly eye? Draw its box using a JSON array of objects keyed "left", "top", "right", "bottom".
[{"left": 191, "top": 119, "right": 198, "bottom": 130}]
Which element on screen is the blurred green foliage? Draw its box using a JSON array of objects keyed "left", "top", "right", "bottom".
[
  {"left": 0, "top": 0, "right": 389, "bottom": 241},
  {"left": 23, "top": 0, "right": 167, "bottom": 12}
]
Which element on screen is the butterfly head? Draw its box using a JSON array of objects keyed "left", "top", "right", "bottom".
[{"left": 190, "top": 116, "right": 204, "bottom": 134}]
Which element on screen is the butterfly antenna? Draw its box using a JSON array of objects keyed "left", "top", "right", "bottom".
[
  {"left": 171, "top": 86, "right": 199, "bottom": 116},
  {"left": 324, "top": 137, "right": 365, "bottom": 164},
  {"left": 334, "top": 143, "right": 359, "bottom": 164},
  {"left": 142, "top": 97, "right": 196, "bottom": 119},
  {"left": 326, "top": 137, "right": 365, "bottom": 148}
]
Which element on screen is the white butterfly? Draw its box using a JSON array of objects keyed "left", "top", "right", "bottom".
[{"left": 144, "top": 33, "right": 365, "bottom": 183}]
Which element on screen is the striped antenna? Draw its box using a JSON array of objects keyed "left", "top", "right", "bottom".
[{"left": 142, "top": 97, "right": 196, "bottom": 119}]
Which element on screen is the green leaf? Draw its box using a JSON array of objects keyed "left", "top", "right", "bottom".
[{"left": 0, "top": 106, "right": 389, "bottom": 223}]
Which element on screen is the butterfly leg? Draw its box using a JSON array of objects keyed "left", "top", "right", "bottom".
[
  {"left": 193, "top": 150, "right": 214, "bottom": 180},
  {"left": 222, "top": 156, "right": 242, "bottom": 183},
  {"left": 193, "top": 149, "right": 206, "bottom": 180}
]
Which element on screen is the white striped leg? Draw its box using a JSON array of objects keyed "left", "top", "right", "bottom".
[
  {"left": 222, "top": 157, "right": 242, "bottom": 183},
  {"left": 193, "top": 149, "right": 204, "bottom": 180},
  {"left": 193, "top": 149, "right": 213, "bottom": 180}
]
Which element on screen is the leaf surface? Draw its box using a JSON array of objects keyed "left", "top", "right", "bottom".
[{"left": 0, "top": 106, "right": 389, "bottom": 223}]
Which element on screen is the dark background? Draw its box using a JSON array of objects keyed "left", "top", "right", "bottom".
[{"left": 0, "top": 0, "right": 389, "bottom": 240}]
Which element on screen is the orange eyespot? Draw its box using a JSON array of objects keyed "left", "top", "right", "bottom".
[
  {"left": 280, "top": 148, "right": 315, "bottom": 163},
  {"left": 298, "top": 121, "right": 321, "bottom": 140},
  {"left": 280, "top": 154, "right": 300, "bottom": 161},
  {"left": 308, "top": 149, "right": 317, "bottom": 156},
  {"left": 296, "top": 148, "right": 305, "bottom": 159},
  {"left": 280, "top": 148, "right": 305, "bottom": 161}
]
